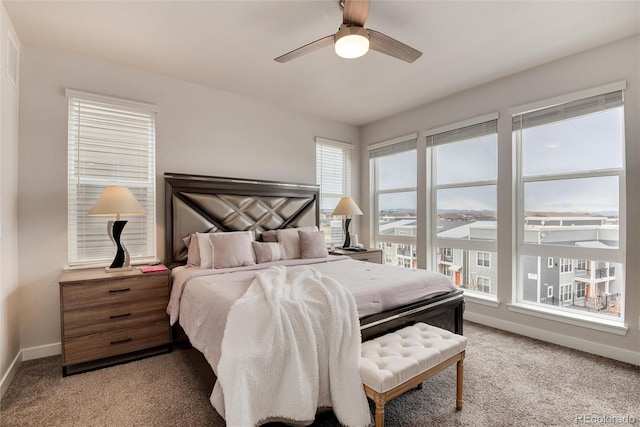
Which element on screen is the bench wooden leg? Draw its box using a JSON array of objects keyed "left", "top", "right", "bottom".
[
  {"left": 375, "top": 401, "right": 385, "bottom": 427},
  {"left": 456, "top": 358, "right": 464, "bottom": 411}
]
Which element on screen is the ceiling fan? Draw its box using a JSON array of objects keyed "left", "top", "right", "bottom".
[{"left": 274, "top": 0, "right": 422, "bottom": 63}]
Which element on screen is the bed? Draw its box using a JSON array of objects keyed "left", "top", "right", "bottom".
[{"left": 163, "top": 172, "right": 464, "bottom": 424}]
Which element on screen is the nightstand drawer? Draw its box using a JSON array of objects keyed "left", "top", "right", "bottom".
[
  {"left": 63, "top": 321, "right": 171, "bottom": 365},
  {"left": 61, "top": 274, "right": 169, "bottom": 311},
  {"left": 62, "top": 299, "right": 169, "bottom": 338}
]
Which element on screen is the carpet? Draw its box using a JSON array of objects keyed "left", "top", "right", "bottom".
[{"left": 1, "top": 321, "right": 638, "bottom": 426}]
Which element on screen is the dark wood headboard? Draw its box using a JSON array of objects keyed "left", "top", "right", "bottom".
[{"left": 164, "top": 173, "right": 319, "bottom": 268}]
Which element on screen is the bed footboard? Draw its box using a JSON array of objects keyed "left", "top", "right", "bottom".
[{"left": 359, "top": 289, "right": 464, "bottom": 341}]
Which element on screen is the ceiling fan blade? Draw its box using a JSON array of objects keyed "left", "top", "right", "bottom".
[
  {"left": 342, "top": 0, "right": 370, "bottom": 26},
  {"left": 274, "top": 35, "right": 335, "bottom": 63},
  {"left": 368, "top": 29, "right": 423, "bottom": 63}
]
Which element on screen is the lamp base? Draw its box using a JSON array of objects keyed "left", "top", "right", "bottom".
[
  {"left": 342, "top": 217, "right": 352, "bottom": 248},
  {"left": 107, "top": 220, "right": 131, "bottom": 271}
]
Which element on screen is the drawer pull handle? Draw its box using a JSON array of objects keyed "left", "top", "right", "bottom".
[
  {"left": 110, "top": 338, "right": 132, "bottom": 345},
  {"left": 109, "top": 313, "right": 131, "bottom": 319},
  {"left": 108, "top": 288, "right": 131, "bottom": 294}
]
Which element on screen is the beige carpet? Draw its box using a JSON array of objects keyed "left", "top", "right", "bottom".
[{"left": 2, "top": 321, "right": 639, "bottom": 426}]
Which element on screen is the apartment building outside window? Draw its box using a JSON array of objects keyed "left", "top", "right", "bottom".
[
  {"left": 315, "top": 137, "right": 353, "bottom": 246},
  {"left": 427, "top": 115, "right": 498, "bottom": 296},
  {"left": 370, "top": 134, "right": 417, "bottom": 268},
  {"left": 512, "top": 83, "right": 625, "bottom": 321},
  {"left": 67, "top": 90, "right": 157, "bottom": 267}
]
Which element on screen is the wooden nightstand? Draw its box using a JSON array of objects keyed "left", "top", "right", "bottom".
[
  {"left": 330, "top": 248, "right": 383, "bottom": 264},
  {"left": 59, "top": 267, "right": 172, "bottom": 376}
]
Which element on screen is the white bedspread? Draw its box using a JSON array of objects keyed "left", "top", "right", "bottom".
[
  {"left": 215, "top": 266, "right": 371, "bottom": 427},
  {"left": 167, "top": 256, "right": 455, "bottom": 422}
]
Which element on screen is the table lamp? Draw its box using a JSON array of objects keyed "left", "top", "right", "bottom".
[
  {"left": 332, "top": 197, "right": 363, "bottom": 248},
  {"left": 88, "top": 186, "right": 146, "bottom": 271}
]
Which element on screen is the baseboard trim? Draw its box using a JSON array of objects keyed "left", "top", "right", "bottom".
[
  {"left": 21, "top": 342, "right": 61, "bottom": 361},
  {"left": 0, "top": 351, "right": 22, "bottom": 400},
  {"left": 464, "top": 312, "right": 640, "bottom": 366},
  {"left": 1, "top": 343, "right": 61, "bottom": 399}
]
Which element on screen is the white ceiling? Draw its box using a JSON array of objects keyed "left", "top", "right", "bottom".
[{"left": 5, "top": 1, "right": 639, "bottom": 126}]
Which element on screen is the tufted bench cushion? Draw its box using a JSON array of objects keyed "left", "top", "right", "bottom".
[{"left": 360, "top": 323, "right": 467, "bottom": 427}]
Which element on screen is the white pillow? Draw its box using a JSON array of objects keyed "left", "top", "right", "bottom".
[
  {"left": 210, "top": 232, "right": 256, "bottom": 268},
  {"left": 195, "top": 230, "right": 256, "bottom": 268},
  {"left": 252, "top": 241, "right": 288, "bottom": 264},
  {"left": 196, "top": 232, "right": 214, "bottom": 269},
  {"left": 275, "top": 226, "right": 319, "bottom": 259}
]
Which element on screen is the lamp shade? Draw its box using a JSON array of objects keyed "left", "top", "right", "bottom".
[
  {"left": 88, "top": 186, "right": 146, "bottom": 217},
  {"left": 332, "top": 197, "right": 363, "bottom": 216}
]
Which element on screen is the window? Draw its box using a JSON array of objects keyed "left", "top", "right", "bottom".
[
  {"left": 576, "top": 282, "right": 586, "bottom": 299},
  {"left": 476, "top": 276, "right": 491, "bottom": 293},
  {"left": 560, "top": 284, "right": 573, "bottom": 303},
  {"left": 560, "top": 258, "right": 573, "bottom": 273},
  {"left": 370, "top": 134, "right": 417, "bottom": 269},
  {"left": 547, "top": 285, "right": 553, "bottom": 298},
  {"left": 67, "top": 90, "right": 157, "bottom": 267},
  {"left": 548, "top": 257, "right": 554, "bottom": 268},
  {"left": 428, "top": 115, "right": 498, "bottom": 296},
  {"left": 477, "top": 252, "right": 491, "bottom": 268},
  {"left": 315, "top": 138, "right": 353, "bottom": 246},
  {"left": 513, "top": 84, "right": 625, "bottom": 320}
]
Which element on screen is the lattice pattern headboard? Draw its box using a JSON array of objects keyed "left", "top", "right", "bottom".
[{"left": 164, "top": 173, "right": 320, "bottom": 267}]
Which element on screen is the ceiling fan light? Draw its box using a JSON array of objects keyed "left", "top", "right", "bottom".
[{"left": 334, "top": 26, "right": 369, "bottom": 59}]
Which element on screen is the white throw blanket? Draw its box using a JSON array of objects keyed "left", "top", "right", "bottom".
[{"left": 214, "top": 266, "right": 371, "bottom": 427}]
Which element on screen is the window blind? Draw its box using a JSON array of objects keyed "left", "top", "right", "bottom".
[
  {"left": 316, "top": 142, "right": 352, "bottom": 199},
  {"left": 316, "top": 139, "right": 353, "bottom": 245},
  {"left": 67, "top": 91, "right": 157, "bottom": 266},
  {"left": 369, "top": 138, "right": 417, "bottom": 159},
  {"left": 512, "top": 90, "right": 623, "bottom": 130},
  {"left": 429, "top": 119, "right": 498, "bottom": 146}
]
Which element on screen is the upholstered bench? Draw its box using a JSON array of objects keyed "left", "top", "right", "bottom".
[{"left": 359, "top": 323, "right": 468, "bottom": 427}]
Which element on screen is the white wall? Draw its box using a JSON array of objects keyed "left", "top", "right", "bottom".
[
  {"left": 0, "top": 2, "right": 21, "bottom": 397},
  {"left": 360, "top": 36, "right": 640, "bottom": 365},
  {"left": 16, "top": 46, "right": 359, "bottom": 354}
]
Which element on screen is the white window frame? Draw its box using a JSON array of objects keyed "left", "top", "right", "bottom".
[
  {"left": 547, "top": 285, "right": 554, "bottom": 298},
  {"left": 315, "top": 137, "right": 354, "bottom": 246},
  {"left": 477, "top": 276, "right": 491, "bottom": 293},
  {"left": 560, "top": 283, "right": 573, "bottom": 302},
  {"left": 477, "top": 251, "right": 491, "bottom": 268},
  {"left": 511, "top": 82, "right": 626, "bottom": 325},
  {"left": 426, "top": 114, "right": 499, "bottom": 297},
  {"left": 370, "top": 134, "right": 417, "bottom": 252},
  {"left": 560, "top": 258, "right": 573, "bottom": 273},
  {"left": 67, "top": 89, "right": 157, "bottom": 268},
  {"left": 548, "top": 257, "right": 554, "bottom": 268}
]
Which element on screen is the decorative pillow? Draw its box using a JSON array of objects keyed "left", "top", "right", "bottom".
[
  {"left": 196, "top": 232, "right": 214, "bottom": 269},
  {"left": 299, "top": 230, "right": 329, "bottom": 259},
  {"left": 209, "top": 231, "right": 256, "bottom": 269},
  {"left": 252, "top": 241, "right": 288, "bottom": 264},
  {"left": 261, "top": 230, "right": 278, "bottom": 242},
  {"left": 182, "top": 234, "right": 201, "bottom": 267},
  {"left": 275, "top": 226, "right": 319, "bottom": 259}
]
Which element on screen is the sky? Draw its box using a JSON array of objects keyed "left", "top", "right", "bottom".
[{"left": 374, "top": 107, "right": 623, "bottom": 216}]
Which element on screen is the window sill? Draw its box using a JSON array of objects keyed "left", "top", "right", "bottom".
[
  {"left": 64, "top": 258, "right": 160, "bottom": 271},
  {"left": 507, "top": 302, "right": 628, "bottom": 336},
  {"left": 463, "top": 291, "right": 500, "bottom": 308}
]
